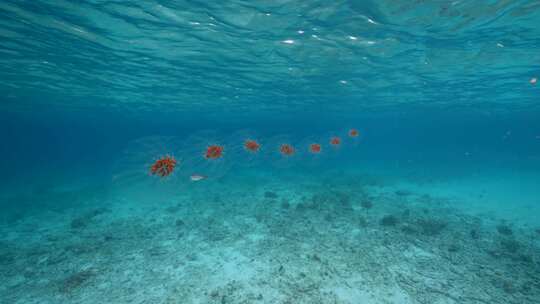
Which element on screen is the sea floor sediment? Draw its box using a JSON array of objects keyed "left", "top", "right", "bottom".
[{"left": 1, "top": 169, "right": 539, "bottom": 303}]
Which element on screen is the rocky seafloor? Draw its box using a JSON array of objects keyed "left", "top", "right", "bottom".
[{"left": 1, "top": 171, "right": 539, "bottom": 304}]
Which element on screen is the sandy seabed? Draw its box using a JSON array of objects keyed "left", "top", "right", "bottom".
[{"left": 1, "top": 167, "right": 539, "bottom": 304}]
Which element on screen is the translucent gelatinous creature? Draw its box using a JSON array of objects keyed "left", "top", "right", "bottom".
[
  {"left": 280, "top": 143, "right": 295, "bottom": 156},
  {"left": 330, "top": 136, "right": 341, "bottom": 147},
  {"left": 205, "top": 145, "right": 224, "bottom": 159},
  {"left": 244, "top": 139, "right": 261, "bottom": 153},
  {"left": 149, "top": 155, "right": 177, "bottom": 177},
  {"left": 309, "top": 143, "right": 322, "bottom": 154}
]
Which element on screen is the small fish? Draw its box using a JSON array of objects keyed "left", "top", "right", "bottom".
[
  {"left": 531, "top": 77, "right": 537, "bottom": 85},
  {"left": 190, "top": 174, "right": 206, "bottom": 182}
]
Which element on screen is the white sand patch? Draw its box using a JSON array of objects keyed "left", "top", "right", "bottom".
[
  {"left": 381, "top": 168, "right": 540, "bottom": 226},
  {"left": 403, "top": 245, "right": 435, "bottom": 260},
  {"left": 329, "top": 281, "right": 413, "bottom": 304},
  {"left": 199, "top": 247, "right": 258, "bottom": 284},
  {"left": 333, "top": 286, "right": 374, "bottom": 303}
]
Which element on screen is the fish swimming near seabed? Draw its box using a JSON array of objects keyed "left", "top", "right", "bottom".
[{"left": 190, "top": 174, "right": 206, "bottom": 182}]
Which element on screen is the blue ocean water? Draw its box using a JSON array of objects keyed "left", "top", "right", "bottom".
[{"left": 1, "top": 1, "right": 540, "bottom": 303}]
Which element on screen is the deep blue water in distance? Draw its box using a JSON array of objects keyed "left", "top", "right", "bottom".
[
  {"left": 2, "top": 106, "right": 539, "bottom": 204},
  {"left": 1, "top": 1, "right": 540, "bottom": 303}
]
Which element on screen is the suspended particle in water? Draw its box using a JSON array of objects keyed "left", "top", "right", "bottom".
[
  {"left": 280, "top": 144, "right": 295, "bottom": 156},
  {"left": 309, "top": 143, "right": 322, "bottom": 154},
  {"left": 205, "top": 145, "right": 224, "bottom": 159},
  {"left": 149, "top": 155, "right": 177, "bottom": 178},
  {"left": 349, "top": 129, "right": 359, "bottom": 138},
  {"left": 531, "top": 77, "right": 537, "bottom": 85},
  {"left": 244, "top": 139, "right": 260, "bottom": 153},
  {"left": 330, "top": 137, "right": 341, "bottom": 147}
]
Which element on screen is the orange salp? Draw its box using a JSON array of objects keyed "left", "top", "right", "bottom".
[
  {"left": 330, "top": 137, "right": 341, "bottom": 146},
  {"left": 280, "top": 144, "right": 295, "bottom": 156},
  {"left": 150, "top": 155, "right": 177, "bottom": 177},
  {"left": 205, "top": 145, "right": 224, "bottom": 159},
  {"left": 309, "top": 143, "right": 322, "bottom": 153},
  {"left": 244, "top": 139, "right": 260, "bottom": 153}
]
